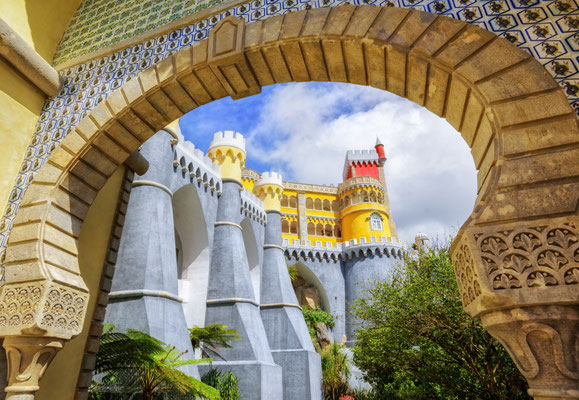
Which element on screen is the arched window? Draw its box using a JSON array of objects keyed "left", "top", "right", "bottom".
[
  {"left": 331, "top": 200, "right": 339, "bottom": 212},
  {"left": 324, "top": 224, "right": 333, "bottom": 237},
  {"left": 281, "top": 195, "right": 289, "bottom": 207},
  {"left": 370, "top": 213, "right": 383, "bottom": 231},
  {"left": 314, "top": 198, "right": 322, "bottom": 210},
  {"left": 323, "top": 199, "right": 331, "bottom": 211},
  {"left": 289, "top": 196, "right": 298, "bottom": 208},
  {"left": 290, "top": 220, "right": 298, "bottom": 234},
  {"left": 334, "top": 224, "right": 341, "bottom": 238},
  {"left": 316, "top": 223, "right": 324, "bottom": 236},
  {"left": 306, "top": 197, "right": 313, "bottom": 209},
  {"left": 282, "top": 219, "right": 290, "bottom": 233},
  {"left": 307, "top": 222, "right": 315, "bottom": 235}
]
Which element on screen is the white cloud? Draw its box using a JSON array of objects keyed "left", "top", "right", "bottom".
[{"left": 245, "top": 82, "right": 477, "bottom": 245}]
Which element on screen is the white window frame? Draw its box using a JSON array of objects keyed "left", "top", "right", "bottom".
[{"left": 370, "top": 213, "right": 383, "bottom": 231}]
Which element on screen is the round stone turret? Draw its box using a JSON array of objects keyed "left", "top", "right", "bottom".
[
  {"left": 253, "top": 172, "right": 284, "bottom": 212},
  {"left": 207, "top": 131, "right": 246, "bottom": 183}
]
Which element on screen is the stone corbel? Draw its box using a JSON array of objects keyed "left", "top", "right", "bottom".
[
  {"left": 451, "top": 216, "right": 579, "bottom": 399},
  {"left": 3, "top": 336, "right": 64, "bottom": 399},
  {"left": 0, "top": 281, "right": 89, "bottom": 398},
  {"left": 207, "top": 17, "right": 260, "bottom": 100}
]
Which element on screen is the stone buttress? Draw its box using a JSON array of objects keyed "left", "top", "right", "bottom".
[
  {"left": 202, "top": 132, "right": 283, "bottom": 399},
  {"left": 104, "top": 127, "right": 198, "bottom": 375},
  {"left": 254, "top": 172, "right": 322, "bottom": 400}
]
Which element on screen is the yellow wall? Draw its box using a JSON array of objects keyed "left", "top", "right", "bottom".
[
  {"left": 242, "top": 177, "right": 255, "bottom": 192},
  {"left": 0, "top": 0, "right": 82, "bottom": 226},
  {"left": 36, "top": 167, "right": 126, "bottom": 400},
  {"left": 341, "top": 204, "right": 391, "bottom": 242}
]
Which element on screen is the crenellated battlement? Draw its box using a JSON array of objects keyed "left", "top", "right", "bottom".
[
  {"left": 173, "top": 134, "right": 222, "bottom": 194},
  {"left": 240, "top": 188, "right": 266, "bottom": 225},
  {"left": 209, "top": 130, "right": 246, "bottom": 152},
  {"left": 256, "top": 171, "right": 283, "bottom": 188}
]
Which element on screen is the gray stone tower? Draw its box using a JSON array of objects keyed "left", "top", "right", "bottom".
[
  {"left": 201, "top": 132, "right": 283, "bottom": 399},
  {"left": 254, "top": 172, "right": 322, "bottom": 400},
  {"left": 105, "top": 129, "right": 198, "bottom": 375}
]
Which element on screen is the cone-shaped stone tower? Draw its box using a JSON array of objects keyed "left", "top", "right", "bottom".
[
  {"left": 105, "top": 122, "right": 198, "bottom": 376},
  {"left": 202, "top": 132, "right": 283, "bottom": 399},
  {"left": 254, "top": 172, "right": 323, "bottom": 399}
]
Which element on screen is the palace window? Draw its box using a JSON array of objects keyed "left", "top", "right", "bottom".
[{"left": 370, "top": 213, "right": 383, "bottom": 231}]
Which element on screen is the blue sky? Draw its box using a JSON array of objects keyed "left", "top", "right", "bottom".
[{"left": 180, "top": 82, "right": 477, "bottom": 245}]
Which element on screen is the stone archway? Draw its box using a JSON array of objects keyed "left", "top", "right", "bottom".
[
  {"left": 172, "top": 183, "right": 211, "bottom": 329},
  {"left": 0, "top": 6, "right": 577, "bottom": 399}
]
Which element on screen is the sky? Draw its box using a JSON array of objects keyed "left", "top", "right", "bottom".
[{"left": 180, "top": 82, "right": 477, "bottom": 245}]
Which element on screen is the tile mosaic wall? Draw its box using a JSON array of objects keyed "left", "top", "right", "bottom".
[
  {"left": 1, "top": 0, "right": 578, "bottom": 280},
  {"left": 53, "top": 0, "right": 221, "bottom": 66}
]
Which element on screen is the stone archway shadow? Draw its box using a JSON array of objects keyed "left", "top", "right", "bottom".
[{"left": 1, "top": 5, "right": 577, "bottom": 399}]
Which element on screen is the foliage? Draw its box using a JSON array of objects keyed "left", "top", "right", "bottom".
[
  {"left": 287, "top": 264, "right": 299, "bottom": 282},
  {"left": 189, "top": 323, "right": 241, "bottom": 360},
  {"left": 89, "top": 324, "right": 220, "bottom": 400},
  {"left": 351, "top": 246, "right": 531, "bottom": 400},
  {"left": 302, "top": 307, "right": 335, "bottom": 338},
  {"left": 201, "top": 369, "right": 241, "bottom": 400},
  {"left": 321, "top": 342, "right": 350, "bottom": 400}
]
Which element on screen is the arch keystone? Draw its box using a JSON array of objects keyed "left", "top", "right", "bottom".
[{"left": 208, "top": 16, "right": 260, "bottom": 99}]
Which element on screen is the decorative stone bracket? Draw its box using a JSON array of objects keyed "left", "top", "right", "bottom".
[
  {"left": 451, "top": 216, "right": 579, "bottom": 398},
  {"left": 3, "top": 336, "right": 64, "bottom": 399}
]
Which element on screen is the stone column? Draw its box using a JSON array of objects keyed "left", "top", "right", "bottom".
[
  {"left": 104, "top": 127, "right": 197, "bottom": 375},
  {"left": 202, "top": 132, "right": 282, "bottom": 399},
  {"left": 254, "top": 173, "right": 322, "bottom": 400}
]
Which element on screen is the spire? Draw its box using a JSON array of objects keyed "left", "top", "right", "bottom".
[{"left": 375, "top": 137, "right": 386, "bottom": 161}]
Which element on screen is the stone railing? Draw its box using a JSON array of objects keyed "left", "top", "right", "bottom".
[{"left": 337, "top": 176, "right": 383, "bottom": 195}]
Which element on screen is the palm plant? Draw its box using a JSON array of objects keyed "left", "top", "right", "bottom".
[
  {"left": 89, "top": 324, "right": 220, "bottom": 400},
  {"left": 189, "top": 323, "right": 240, "bottom": 360},
  {"left": 320, "top": 342, "right": 351, "bottom": 400}
]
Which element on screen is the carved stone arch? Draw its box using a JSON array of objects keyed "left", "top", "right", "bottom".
[{"left": 1, "top": 6, "right": 578, "bottom": 398}]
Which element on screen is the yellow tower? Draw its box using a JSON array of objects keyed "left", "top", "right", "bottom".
[
  {"left": 338, "top": 181, "right": 391, "bottom": 243},
  {"left": 253, "top": 172, "right": 284, "bottom": 212},
  {"left": 338, "top": 145, "right": 395, "bottom": 244},
  {"left": 207, "top": 131, "right": 246, "bottom": 183}
]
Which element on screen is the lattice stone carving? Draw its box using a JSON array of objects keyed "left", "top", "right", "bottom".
[
  {"left": 475, "top": 222, "right": 578, "bottom": 291},
  {"left": 0, "top": 281, "right": 88, "bottom": 339},
  {"left": 451, "top": 241, "right": 482, "bottom": 307}
]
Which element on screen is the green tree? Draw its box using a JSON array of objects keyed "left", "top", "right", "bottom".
[
  {"left": 351, "top": 246, "right": 530, "bottom": 400},
  {"left": 321, "top": 342, "right": 350, "bottom": 400},
  {"left": 189, "top": 323, "right": 241, "bottom": 360},
  {"left": 89, "top": 324, "right": 220, "bottom": 400}
]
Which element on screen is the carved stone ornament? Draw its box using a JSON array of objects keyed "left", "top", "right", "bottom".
[
  {"left": 476, "top": 222, "right": 578, "bottom": 292},
  {"left": 0, "top": 281, "right": 88, "bottom": 339},
  {"left": 481, "top": 306, "right": 578, "bottom": 400},
  {"left": 3, "top": 335, "right": 64, "bottom": 399},
  {"left": 451, "top": 217, "right": 579, "bottom": 317}
]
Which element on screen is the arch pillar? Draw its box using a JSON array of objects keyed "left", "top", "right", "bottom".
[{"left": 452, "top": 216, "right": 579, "bottom": 399}]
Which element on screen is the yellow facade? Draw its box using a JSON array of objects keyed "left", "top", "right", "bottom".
[
  {"left": 208, "top": 145, "right": 246, "bottom": 184},
  {"left": 341, "top": 204, "right": 391, "bottom": 243},
  {"left": 0, "top": 0, "right": 82, "bottom": 219},
  {"left": 241, "top": 176, "right": 256, "bottom": 192}
]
